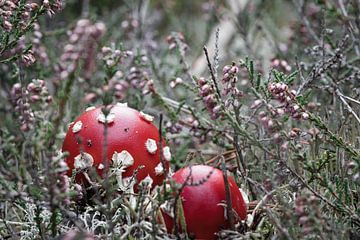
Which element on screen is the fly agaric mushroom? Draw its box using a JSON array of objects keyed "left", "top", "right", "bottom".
[
  {"left": 161, "top": 165, "right": 247, "bottom": 239},
  {"left": 62, "top": 103, "right": 170, "bottom": 189}
]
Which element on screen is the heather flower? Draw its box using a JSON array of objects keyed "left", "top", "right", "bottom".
[
  {"left": 31, "top": 22, "right": 49, "bottom": 65},
  {"left": 165, "top": 121, "right": 183, "bottom": 134},
  {"left": 221, "top": 63, "right": 241, "bottom": 97},
  {"left": 166, "top": 32, "right": 188, "bottom": 52},
  {"left": 10, "top": 79, "right": 52, "bottom": 131},
  {"left": 10, "top": 83, "right": 35, "bottom": 132},
  {"left": 196, "top": 77, "right": 222, "bottom": 119},
  {"left": 268, "top": 82, "right": 309, "bottom": 120},
  {"left": 169, "top": 77, "right": 183, "bottom": 88},
  {"left": 21, "top": 50, "right": 36, "bottom": 66},
  {"left": 102, "top": 46, "right": 133, "bottom": 68},
  {"left": 124, "top": 63, "right": 156, "bottom": 96},
  {"left": 43, "top": 0, "right": 63, "bottom": 17},
  {"left": 271, "top": 58, "right": 292, "bottom": 73},
  {"left": 54, "top": 19, "right": 106, "bottom": 82}
]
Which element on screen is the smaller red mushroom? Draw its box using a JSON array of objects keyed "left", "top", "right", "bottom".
[
  {"left": 161, "top": 165, "right": 247, "bottom": 239},
  {"left": 62, "top": 103, "right": 170, "bottom": 190}
]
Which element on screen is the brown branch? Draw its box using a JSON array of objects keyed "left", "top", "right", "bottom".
[{"left": 221, "top": 159, "right": 235, "bottom": 231}]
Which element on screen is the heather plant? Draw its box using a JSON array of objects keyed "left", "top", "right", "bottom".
[{"left": 0, "top": 0, "right": 359, "bottom": 239}]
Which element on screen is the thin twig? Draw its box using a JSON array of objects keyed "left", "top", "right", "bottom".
[
  {"left": 335, "top": 89, "right": 360, "bottom": 124},
  {"left": 158, "top": 113, "right": 168, "bottom": 177},
  {"left": 221, "top": 159, "right": 235, "bottom": 230},
  {"left": 203, "top": 46, "right": 222, "bottom": 99}
]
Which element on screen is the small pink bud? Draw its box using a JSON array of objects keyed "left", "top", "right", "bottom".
[
  {"left": 289, "top": 130, "right": 298, "bottom": 138},
  {"left": 280, "top": 142, "right": 288, "bottom": 151},
  {"left": 197, "top": 77, "right": 207, "bottom": 86},
  {"left": 169, "top": 81, "right": 176, "bottom": 88},
  {"left": 230, "top": 66, "right": 239, "bottom": 74},
  {"left": 292, "top": 112, "right": 301, "bottom": 119},
  {"left": 260, "top": 116, "right": 269, "bottom": 124},
  {"left": 272, "top": 59, "right": 280, "bottom": 67},
  {"left": 299, "top": 216, "right": 309, "bottom": 225},
  {"left": 267, "top": 119, "right": 274, "bottom": 128},
  {"left": 293, "top": 105, "right": 300, "bottom": 111},
  {"left": 21, "top": 124, "right": 30, "bottom": 132},
  {"left": 251, "top": 99, "right": 263, "bottom": 109},
  {"left": 27, "top": 83, "right": 36, "bottom": 91},
  {"left": 258, "top": 111, "right": 266, "bottom": 118},
  {"left": 222, "top": 65, "right": 231, "bottom": 74},
  {"left": 46, "top": 96, "right": 53, "bottom": 103},
  {"left": 301, "top": 112, "right": 309, "bottom": 120},
  {"left": 32, "top": 3, "right": 39, "bottom": 10},
  {"left": 212, "top": 105, "right": 221, "bottom": 114},
  {"left": 273, "top": 133, "right": 281, "bottom": 143},
  {"left": 290, "top": 90, "right": 297, "bottom": 97},
  {"left": 268, "top": 83, "right": 275, "bottom": 91},
  {"left": 280, "top": 60, "right": 287, "bottom": 67},
  {"left": 30, "top": 95, "right": 41, "bottom": 102},
  {"left": 280, "top": 83, "right": 288, "bottom": 91},
  {"left": 276, "top": 108, "right": 285, "bottom": 116},
  {"left": 3, "top": 20, "right": 13, "bottom": 31},
  {"left": 307, "top": 102, "right": 317, "bottom": 109},
  {"left": 101, "top": 46, "right": 112, "bottom": 54},
  {"left": 12, "top": 83, "right": 22, "bottom": 93},
  {"left": 84, "top": 92, "right": 97, "bottom": 103},
  {"left": 204, "top": 94, "right": 216, "bottom": 105},
  {"left": 275, "top": 83, "right": 282, "bottom": 90},
  {"left": 200, "top": 84, "right": 212, "bottom": 96},
  {"left": 192, "top": 120, "right": 199, "bottom": 128}
]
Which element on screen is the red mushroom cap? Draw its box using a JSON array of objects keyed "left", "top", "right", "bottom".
[
  {"left": 162, "top": 165, "right": 247, "bottom": 239},
  {"left": 62, "top": 103, "right": 170, "bottom": 189}
]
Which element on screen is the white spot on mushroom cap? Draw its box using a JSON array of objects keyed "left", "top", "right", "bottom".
[
  {"left": 155, "top": 162, "right": 164, "bottom": 175},
  {"left": 97, "top": 112, "right": 106, "bottom": 123},
  {"left": 74, "top": 152, "right": 94, "bottom": 169},
  {"left": 160, "top": 200, "right": 174, "bottom": 218},
  {"left": 97, "top": 112, "right": 115, "bottom": 124},
  {"left": 163, "top": 146, "right": 171, "bottom": 161},
  {"left": 116, "top": 102, "right": 128, "bottom": 107},
  {"left": 139, "top": 111, "right": 154, "bottom": 122},
  {"left": 72, "top": 121, "right": 83, "bottom": 133},
  {"left": 85, "top": 106, "right": 96, "bottom": 112},
  {"left": 106, "top": 112, "right": 115, "bottom": 123},
  {"left": 141, "top": 174, "right": 153, "bottom": 188},
  {"left": 68, "top": 122, "right": 74, "bottom": 129},
  {"left": 112, "top": 150, "right": 134, "bottom": 167},
  {"left": 145, "top": 139, "right": 157, "bottom": 154},
  {"left": 98, "top": 163, "right": 105, "bottom": 170}
]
